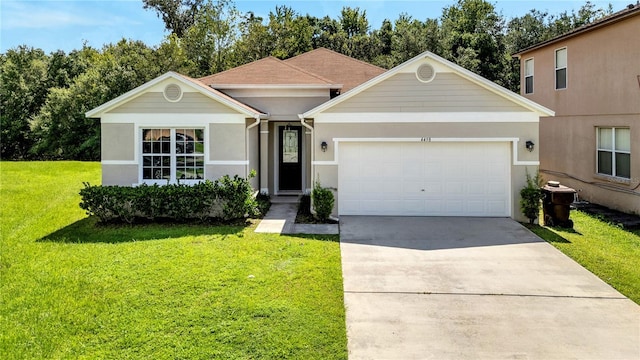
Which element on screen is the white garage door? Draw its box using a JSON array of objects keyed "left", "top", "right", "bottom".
[{"left": 338, "top": 141, "right": 511, "bottom": 216}]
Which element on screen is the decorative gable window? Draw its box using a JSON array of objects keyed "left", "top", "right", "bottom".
[
  {"left": 524, "top": 58, "right": 534, "bottom": 94},
  {"left": 597, "top": 127, "right": 630, "bottom": 179},
  {"left": 142, "top": 128, "right": 205, "bottom": 184},
  {"left": 555, "top": 48, "right": 567, "bottom": 90}
]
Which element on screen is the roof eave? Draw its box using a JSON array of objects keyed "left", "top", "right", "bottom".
[{"left": 208, "top": 84, "right": 343, "bottom": 90}]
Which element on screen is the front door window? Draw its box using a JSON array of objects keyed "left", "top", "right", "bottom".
[{"left": 282, "top": 129, "right": 299, "bottom": 163}]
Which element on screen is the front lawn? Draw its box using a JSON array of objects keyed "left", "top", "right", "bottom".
[
  {"left": 525, "top": 211, "right": 640, "bottom": 304},
  {"left": 0, "top": 162, "right": 347, "bottom": 359}
]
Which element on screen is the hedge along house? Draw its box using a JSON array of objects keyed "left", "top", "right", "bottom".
[{"left": 86, "top": 48, "right": 553, "bottom": 221}]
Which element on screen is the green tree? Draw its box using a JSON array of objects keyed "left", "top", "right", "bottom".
[
  {"left": 309, "top": 15, "right": 347, "bottom": 53},
  {"left": 155, "top": 33, "right": 197, "bottom": 75},
  {"left": 30, "top": 40, "right": 162, "bottom": 160},
  {"left": 389, "top": 15, "right": 440, "bottom": 67},
  {"left": 0, "top": 46, "right": 49, "bottom": 159},
  {"left": 232, "top": 11, "right": 271, "bottom": 64},
  {"left": 182, "top": 0, "right": 238, "bottom": 76},
  {"left": 439, "top": 0, "right": 507, "bottom": 85},
  {"left": 267, "top": 6, "right": 313, "bottom": 59},
  {"left": 338, "top": 7, "right": 377, "bottom": 62},
  {"left": 143, "top": 0, "right": 205, "bottom": 37}
]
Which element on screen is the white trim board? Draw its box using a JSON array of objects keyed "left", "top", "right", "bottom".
[
  {"left": 312, "top": 137, "right": 539, "bottom": 166},
  {"left": 313, "top": 112, "right": 539, "bottom": 123},
  {"left": 206, "top": 160, "right": 249, "bottom": 166},
  {"left": 102, "top": 160, "right": 138, "bottom": 165},
  {"left": 101, "top": 113, "right": 246, "bottom": 125}
]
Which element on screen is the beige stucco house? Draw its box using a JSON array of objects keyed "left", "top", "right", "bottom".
[
  {"left": 87, "top": 48, "right": 553, "bottom": 221},
  {"left": 515, "top": 4, "right": 640, "bottom": 215}
]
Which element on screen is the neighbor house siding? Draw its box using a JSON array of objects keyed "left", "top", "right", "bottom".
[
  {"left": 109, "top": 92, "right": 240, "bottom": 114},
  {"left": 521, "top": 17, "right": 640, "bottom": 116},
  {"left": 540, "top": 114, "right": 639, "bottom": 214},
  {"left": 325, "top": 73, "right": 527, "bottom": 113},
  {"left": 520, "top": 11, "right": 640, "bottom": 214}
]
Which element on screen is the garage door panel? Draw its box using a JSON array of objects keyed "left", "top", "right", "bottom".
[{"left": 339, "top": 141, "right": 510, "bottom": 217}]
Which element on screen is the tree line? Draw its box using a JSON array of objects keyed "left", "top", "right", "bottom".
[{"left": 1, "top": 0, "right": 611, "bottom": 161}]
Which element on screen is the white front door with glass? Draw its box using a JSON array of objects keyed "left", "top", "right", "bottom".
[{"left": 141, "top": 128, "right": 205, "bottom": 184}]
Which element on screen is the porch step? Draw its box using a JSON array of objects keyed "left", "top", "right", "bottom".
[{"left": 270, "top": 195, "right": 301, "bottom": 204}]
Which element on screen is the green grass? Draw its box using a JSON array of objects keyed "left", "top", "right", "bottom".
[
  {"left": 0, "top": 162, "right": 347, "bottom": 359},
  {"left": 525, "top": 211, "right": 640, "bottom": 304}
]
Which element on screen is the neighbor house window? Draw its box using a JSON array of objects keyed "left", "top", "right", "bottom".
[
  {"left": 524, "top": 58, "right": 534, "bottom": 94},
  {"left": 555, "top": 48, "right": 567, "bottom": 90},
  {"left": 142, "top": 128, "right": 205, "bottom": 183},
  {"left": 597, "top": 127, "right": 630, "bottom": 179}
]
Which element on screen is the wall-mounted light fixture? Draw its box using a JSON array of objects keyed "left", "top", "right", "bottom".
[
  {"left": 320, "top": 141, "right": 328, "bottom": 152},
  {"left": 525, "top": 140, "right": 535, "bottom": 152}
]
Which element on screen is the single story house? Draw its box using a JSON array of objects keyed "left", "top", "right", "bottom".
[{"left": 86, "top": 48, "right": 554, "bottom": 221}]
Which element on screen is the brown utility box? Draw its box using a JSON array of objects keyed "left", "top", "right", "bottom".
[{"left": 542, "top": 181, "right": 577, "bottom": 228}]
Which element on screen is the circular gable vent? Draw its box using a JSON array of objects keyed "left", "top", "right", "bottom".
[
  {"left": 416, "top": 63, "right": 436, "bottom": 83},
  {"left": 163, "top": 84, "right": 183, "bottom": 102}
]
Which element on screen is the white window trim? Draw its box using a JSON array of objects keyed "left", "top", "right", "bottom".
[
  {"left": 524, "top": 57, "right": 534, "bottom": 95},
  {"left": 555, "top": 47, "right": 567, "bottom": 90},
  {"left": 139, "top": 127, "right": 207, "bottom": 185},
  {"left": 596, "top": 127, "right": 631, "bottom": 179}
]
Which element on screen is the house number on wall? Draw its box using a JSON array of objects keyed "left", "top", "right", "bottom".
[{"left": 420, "top": 137, "right": 432, "bottom": 142}]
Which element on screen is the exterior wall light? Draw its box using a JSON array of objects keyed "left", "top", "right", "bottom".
[
  {"left": 526, "top": 140, "right": 535, "bottom": 152},
  {"left": 321, "top": 141, "right": 328, "bottom": 152}
]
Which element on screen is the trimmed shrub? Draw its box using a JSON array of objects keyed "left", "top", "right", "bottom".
[
  {"left": 80, "top": 174, "right": 258, "bottom": 224},
  {"left": 520, "top": 170, "right": 544, "bottom": 224},
  {"left": 311, "top": 180, "right": 335, "bottom": 222}
]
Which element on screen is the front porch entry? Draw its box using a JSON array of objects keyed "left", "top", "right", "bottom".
[{"left": 277, "top": 124, "right": 303, "bottom": 194}]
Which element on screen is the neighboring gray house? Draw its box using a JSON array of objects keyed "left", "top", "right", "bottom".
[{"left": 87, "top": 48, "right": 553, "bottom": 221}]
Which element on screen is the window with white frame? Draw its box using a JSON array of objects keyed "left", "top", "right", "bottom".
[
  {"left": 524, "top": 58, "right": 534, "bottom": 94},
  {"left": 555, "top": 48, "right": 567, "bottom": 90},
  {"left": 597, "top": 127, "right": 630, "bottom": 179},
  {"left": 142, "top": 128, "right": 205, "bottom": 183}
]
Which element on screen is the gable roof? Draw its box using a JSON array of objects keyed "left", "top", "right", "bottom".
[
  {"left": 284, "top": 48, "right": 386, "bottom": 92},
  {"left": 515, "top": 4, "right": 640, "bottom": 56},
  {"left": 85, "top": 72, "right": 267, "bottom": 118},
  {"left": 198, "top": 56, "right": 341, "bottom": 89},
  {"left": 302, "top": 50, "right": 555, "bottom": 118}
]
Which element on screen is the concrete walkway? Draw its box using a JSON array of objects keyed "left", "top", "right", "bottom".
[
  {"left": 254, "top": 196, "right": 339, "bottom": 235},
  {"left": 340, "top": 216, "right": 640, "bottom": 360}
]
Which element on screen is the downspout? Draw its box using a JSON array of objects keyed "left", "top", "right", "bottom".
[
  {"left": 299, "top": 114, "right": 314, "bottom": 194},
  {"left": 246, "top": 114, "right": 263, "bottom": 179}
]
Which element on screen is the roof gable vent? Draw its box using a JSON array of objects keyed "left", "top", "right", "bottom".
[
  {"left": 416, "top": 63, "right": 436, "bottom": 83},
  {"left": 163, "top": 84, "right": 183, "bottom": 102}
]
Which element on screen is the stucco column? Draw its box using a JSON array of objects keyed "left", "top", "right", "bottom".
[{"left": 259, "top": 121, "right": 269, "bottom": 194}]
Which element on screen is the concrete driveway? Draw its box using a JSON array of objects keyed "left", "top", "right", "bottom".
[{"left": 340, "top": 216, "right": 640, "bottom": 360}]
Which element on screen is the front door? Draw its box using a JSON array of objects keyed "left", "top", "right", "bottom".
[{"left": 279, "top": 126, "right": 302, "bottom": 191}]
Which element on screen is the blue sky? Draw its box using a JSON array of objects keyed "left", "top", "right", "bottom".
[{"left": 1, "top": 0, "right": 628, "bottom": 53}]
